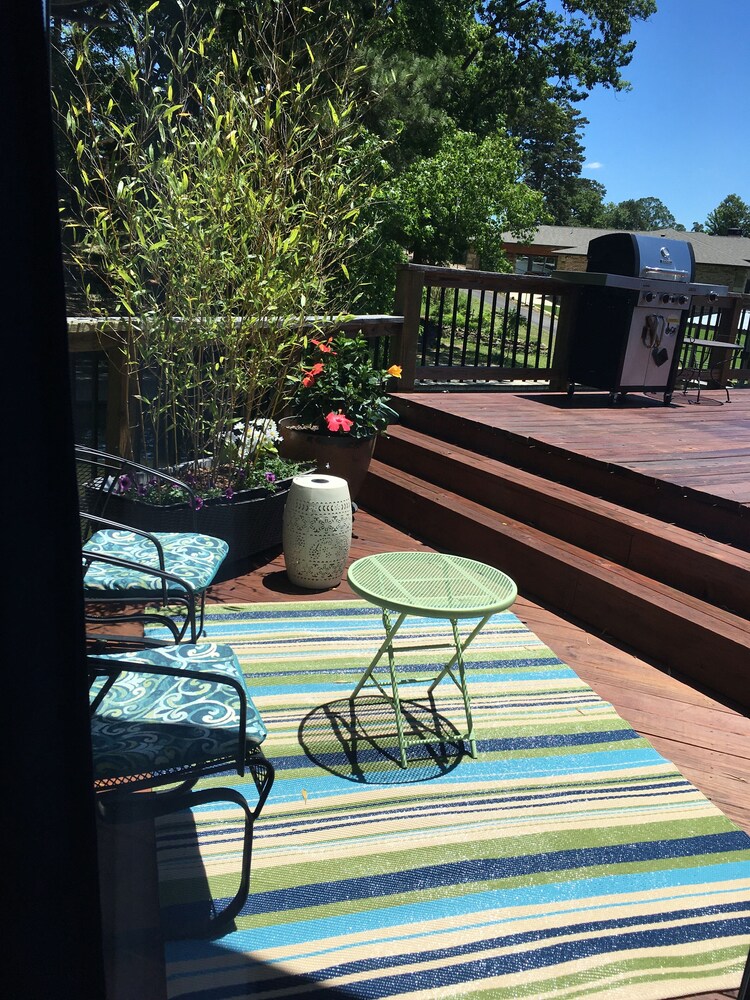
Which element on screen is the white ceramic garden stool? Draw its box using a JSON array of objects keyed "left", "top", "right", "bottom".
[{"left": 282, "top": 474, "right": 352, "bottom": 589}]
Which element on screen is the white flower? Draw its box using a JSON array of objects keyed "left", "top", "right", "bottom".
[{"left": 225, "top": 418, "right": 281, "bottom": 460}]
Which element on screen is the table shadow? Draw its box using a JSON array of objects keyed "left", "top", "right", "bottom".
[{"left": 298, "top": 696, "right": 466, "bottom": 784}]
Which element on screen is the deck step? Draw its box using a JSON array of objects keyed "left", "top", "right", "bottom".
[
  {"left": 359, "top": 459, "right": 750, "bottom": 706},
  {"left": 388, "top": 395, "right": 750, "bottom": 550},
  {"left": 375, "top": 424, "right": 750, "bottom": 619}
]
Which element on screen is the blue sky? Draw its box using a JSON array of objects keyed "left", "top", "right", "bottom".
[{"left": 577, "top": 0, "right": 749, "bottom": 229}]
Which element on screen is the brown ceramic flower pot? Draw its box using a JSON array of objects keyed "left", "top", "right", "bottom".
[{"left": 277, "top": 417, "right": 376, "bottom": 501}]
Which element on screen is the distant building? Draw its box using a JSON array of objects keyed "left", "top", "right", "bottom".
[{"left": 501, "top": 226, "right": 750, "bottom": 293}]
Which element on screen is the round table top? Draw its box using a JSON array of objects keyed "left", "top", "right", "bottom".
[{"left": 347, "top": 551, "right": 517, "bottom": 619}]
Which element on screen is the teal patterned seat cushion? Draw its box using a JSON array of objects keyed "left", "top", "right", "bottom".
[
  {"left": 90, "top": 643, "right": 267, "bottom": 783},
  {"left": 83, "top": 529, "right": 229, "bottom": 595}
]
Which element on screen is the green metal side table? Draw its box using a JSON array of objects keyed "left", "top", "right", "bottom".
[{"left": 347, "top": 551, "right": 517, "bottom": 767}]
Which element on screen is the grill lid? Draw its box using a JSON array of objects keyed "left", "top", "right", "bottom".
[{"left": 586, "top": 233, "right": 695, "bottom": 283}]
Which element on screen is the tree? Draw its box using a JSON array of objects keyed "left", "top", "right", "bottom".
[
  {"left": 517, "top": 98, "right": 587, "bottom": 224},
  {"left": 705, "top": 194, "right": 750, "bottom": 236},
  {"left": 568, "top": 178, "right": 608, "bottom": 227},
  {"left": 603, "top": 196, "right": 678, "bottom": 231},
  {"left": 479, "top": 0, "right": 658, "bottom": 103},
  {"left": 357, "top": 0, "right": 657, "bottom": 236},
  {"left": 383, "top": 128, "right": 546, "bottom": 267}
]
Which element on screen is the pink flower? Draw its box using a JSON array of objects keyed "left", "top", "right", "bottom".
[
  {"left": 194, "top": 496, "right": 204, "bottom": 511},
  {"left": 325, "top": 411, "right": 354, "bottom": 433}
]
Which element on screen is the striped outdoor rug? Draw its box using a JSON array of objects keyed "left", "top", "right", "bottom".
[{"left": 152, "top": 601, "right": 750, "bottom": 999}]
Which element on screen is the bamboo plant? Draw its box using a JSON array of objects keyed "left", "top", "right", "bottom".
[{"left": 56, "top": 0, "right": 382, "bottom": 495}]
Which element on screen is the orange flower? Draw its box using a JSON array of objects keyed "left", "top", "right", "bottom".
[
  {"left": 387, "top": 364, "right": 402, "bottom": 378},
  {"left": 312, "top": 337, "right": 336, "bottom": 354},
  {"left": 302, "top": 361, "right": 324, "bottom": 387}
]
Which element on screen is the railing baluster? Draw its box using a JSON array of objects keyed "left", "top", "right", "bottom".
[
  {"left": 447, "top": 287, "right": 460, "bottom": 368},
  {"left": 421, "top": 284, "right": 432, "bottom": 366},
  {"left": 474, "top": 288, "right": 486, "bottom": 367}
]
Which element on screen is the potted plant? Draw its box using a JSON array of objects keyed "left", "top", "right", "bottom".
[
  {"left": 97, "top": 419, "right": 311, "bottom": 561},
  {"left": 278, "top": 333, "right": 401, "bottom": 499}
]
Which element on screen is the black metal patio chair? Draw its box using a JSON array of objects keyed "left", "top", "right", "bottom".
[
  {"left": 89, "top": 641, "right": 275, "bottom": 936},
  {"left": 76, "top": 445, "right": 229, "bottom": 646}
]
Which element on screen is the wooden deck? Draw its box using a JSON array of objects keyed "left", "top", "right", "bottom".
[
  {"left": 101, "top": 397, "right": 750, "bottom": 1000},
  {"left": 211, "top": 509, "right": 750, "bottom": 839},
  {"left": 392, "top": 386, "right": 750, "bottom": 541}
]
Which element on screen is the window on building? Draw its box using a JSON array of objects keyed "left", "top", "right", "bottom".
[{"left": 513, "top": 254, "right": 557, "bottom": 276}]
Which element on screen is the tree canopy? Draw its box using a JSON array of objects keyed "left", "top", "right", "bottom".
[
  {"left": 384, "top": 129, "right": 545, "bottom": 267},
  {"left": 51, "top": 0, "right": 667, "bottom": 309},
  {"left": 705, "top": 194, "right": 750, "bottom": 237},
  {"left": 602, "top": 196, "right": 681, "bottom": 232}
]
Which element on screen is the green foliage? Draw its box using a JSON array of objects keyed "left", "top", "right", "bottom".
[
  {"left": 567, "top": 178, "right": 609, "bottom": 227},
  {"left": 56, "top": 0, "right": 382, "bottom": 474},
  {"left": 354, "top": 0, "right": 657, "bottom": 239},
  {"left": 705, "top": 194, "right": 750, "bottom": 237},
  {"left": 517, "top": 97, "right": 587, "bottom": 225},
  {"left": 602, "top": 196, "right": 678, "bottom": 231},
  {"left": 288, "top": 334, "right": 400, "bottom": 439},
  {"left": 384, "top": 129, "right": 546, "bottom": 267}
]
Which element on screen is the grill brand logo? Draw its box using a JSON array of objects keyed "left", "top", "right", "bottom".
[{"left": 659, "top": 246, "right": 673, "bottom": 265}]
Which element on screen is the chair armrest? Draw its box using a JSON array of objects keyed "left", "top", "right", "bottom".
[
  {"left": 76, "top": 445, "right": 198, "bottom": 530},
  {"left": 81, "top": 513, "right": 168, "bottom": 571}
]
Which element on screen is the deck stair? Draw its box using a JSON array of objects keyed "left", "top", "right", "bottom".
[{"left": 359, "top": 406, "right": 750, "bottom": 708}]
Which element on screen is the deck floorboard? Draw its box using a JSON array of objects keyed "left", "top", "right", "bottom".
[{"left": 395, "top": 387, "right": 750, "bottom": 506}]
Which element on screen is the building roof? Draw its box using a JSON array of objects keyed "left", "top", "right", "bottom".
[{"left": 502, "top": 225, "right": 750, "bottom": 267}]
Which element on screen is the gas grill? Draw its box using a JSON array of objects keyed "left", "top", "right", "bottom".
[{"left": 560, "top": 232, "right": 728, "bottom": 404}]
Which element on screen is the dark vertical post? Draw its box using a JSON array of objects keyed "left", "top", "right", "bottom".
[
  {"left": 549, "top": 285, "right": 578, "bottom": 390},
  {"left": 2, "top": 3, "right": 105, "bottom": 996},
  {"left": 393, "top": 264, "right": 425, "bottom": 390},
  {"left": 711, "top": 294, "right": 744, "bottom": 388}
]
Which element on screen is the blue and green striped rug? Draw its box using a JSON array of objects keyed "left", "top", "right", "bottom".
[{"left": 153, "top": 601, "right": 750, "bottom": 999}]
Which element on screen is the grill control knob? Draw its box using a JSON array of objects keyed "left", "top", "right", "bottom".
[
  {"left": 661, "top": 293, "right": 672, "bottom": 303},
  {"left": 678, "top": 295, "right": 688, "bottom": 304},
  {"left": 707, "top": 291, "right": 718, "bottom": 302},
  {"left": 643, "top": 291, "right": 655, "bottom": 302}
]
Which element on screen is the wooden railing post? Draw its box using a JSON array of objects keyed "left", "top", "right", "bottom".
[
  {"left": 711, "top": 294, "right": 745, "bottom": 388},
  {"left": 393, "top": 264, "right": 425, "bottom": 391}
]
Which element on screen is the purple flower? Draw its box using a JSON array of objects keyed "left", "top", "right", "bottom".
[
  {"left": 224, "top": 486, "right": 234, "bottom": 500},
  {"left": 117, "top": 474, "right": 132, "bottom": 493},
  {"left": 194, "top": 496, "right": 204, "bottom": 511},
  {"left": 136, "top": 482, "right": 146, "bottom": 497},
  {"left": 148, "top": 477, "right": 158, "bottom": 487},
  {"left": 265, "top": 472, "right": 276, "bottom": 483}
]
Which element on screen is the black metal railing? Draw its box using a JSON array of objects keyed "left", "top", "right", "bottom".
[{"left": 395, "top": 264, "right": 574, "bottom": 387}]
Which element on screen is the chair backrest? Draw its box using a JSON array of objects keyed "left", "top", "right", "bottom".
[
  {"left": 76, "top": 447, "right": 125, "bottom": 540},
  {"left": 75, "top": 444, "right": 199, "bottom": 536}
]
